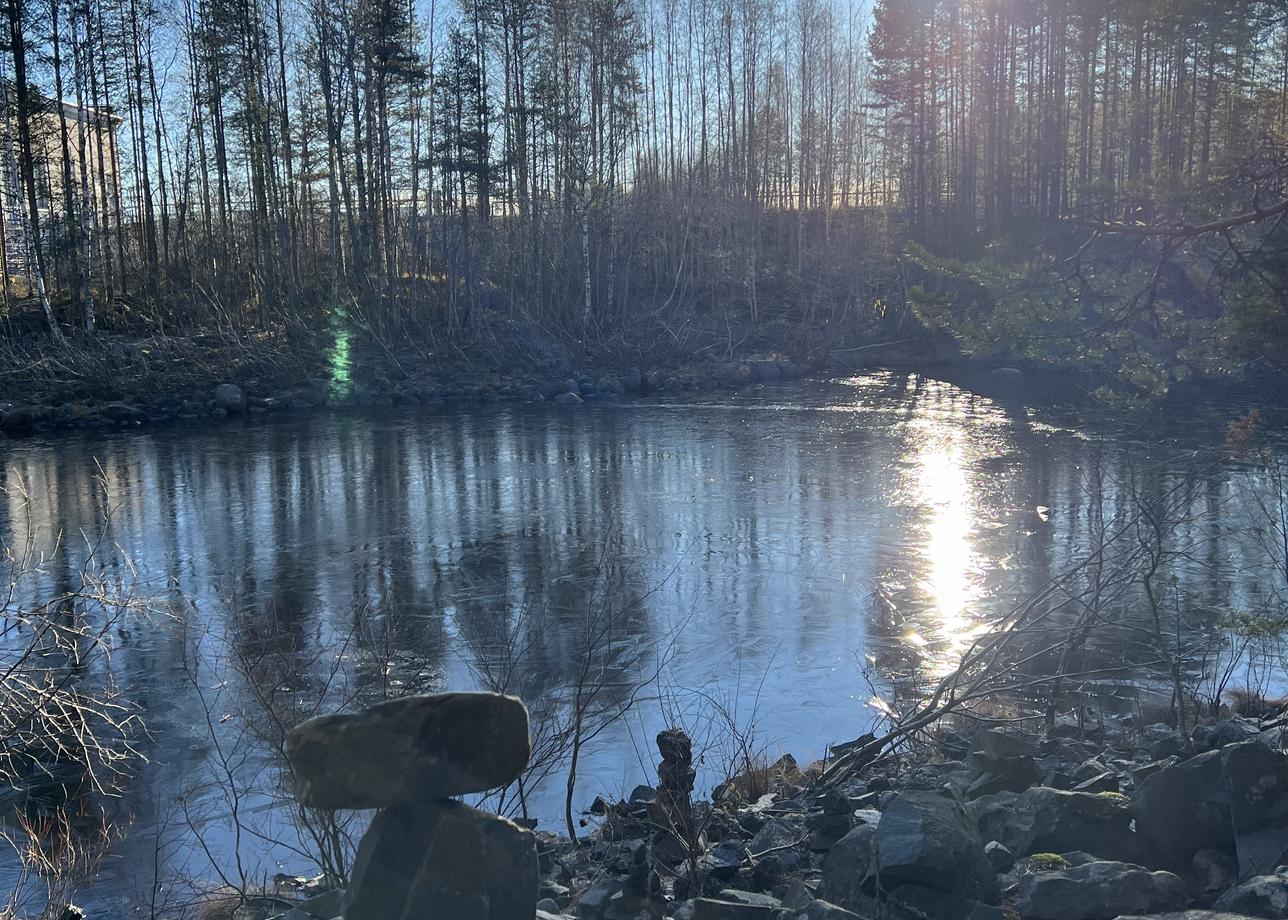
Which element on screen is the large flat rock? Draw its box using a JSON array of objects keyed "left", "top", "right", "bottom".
[{"left": 286, "top": 692, "right": 530, "bottom": 809}]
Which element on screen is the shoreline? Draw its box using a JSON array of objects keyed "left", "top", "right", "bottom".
[
  {"left": 1, "top": 327, "right": 1274, "bottom": 441},
  {"left": 0, "top": 330, "right": 818, "bottom": 436}
]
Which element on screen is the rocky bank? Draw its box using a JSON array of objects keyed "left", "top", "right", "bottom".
[
  {"left": 0, "top": 353, "right": 808, "bottom": 436},
  {"left": 251, "top": 691, "right": 1288, "bottom": 920}
]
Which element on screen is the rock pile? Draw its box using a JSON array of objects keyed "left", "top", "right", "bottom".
[
  {"left": 529, "top": 713, "right": 1288, "bottom": 920},
  {"left": 284, "top": 692, "right": 537, "bottom": 920}
]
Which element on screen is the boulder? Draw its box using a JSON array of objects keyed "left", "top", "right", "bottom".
[
  {"left": 1223, "top": 742, "right": 1288, "bottom": 878},
  {"left": 286, "top": 692, "right": 530, "bottom": 809},
  {"left": 1004, "top": 788, "right": 1139, "bottom": 863},
  {"left": 1214, "top": 867, "right": 1288, "bottom": 918},
  {"left": 1134, "top": 749, "right": 1230, "bottom": 869},
  {"left": 1015, "top": 861, "right": 1187, "bottom": 920},
  {"left": 819, "top": 824, "right": 877, "bottom": 914},
  {"left": 1133, "top": 741, "right": 1288, "bottom": 877},
  {"left": 554, "top": 391, "right": 583, "bottom": 405},
  {"left": 0, "top": 405, "right": 52, "bottom": 434},
  {"left": 876, "top": 791, "right": 997, "bottom": 901},
  {"left": 343, "top": 800, "right": 537, "bottom": 920},
  {"left": 750, "top": 361, "right": 782, "bottom": 383},
  {"left": 213, "top": 383, "right": 247, "bottom": 413}
]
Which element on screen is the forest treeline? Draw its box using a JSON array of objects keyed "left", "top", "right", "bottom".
[{"left": 1, "top": 0, "right": 1286, "bottom": 387}]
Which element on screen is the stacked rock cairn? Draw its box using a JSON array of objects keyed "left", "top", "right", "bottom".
[{"left": 285, "top": 692, "right": 537, "bottom": 920}]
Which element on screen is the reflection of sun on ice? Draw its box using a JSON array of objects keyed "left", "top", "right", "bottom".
[{"left": 916, "top": 440, "right": 986, "bottom": 674}]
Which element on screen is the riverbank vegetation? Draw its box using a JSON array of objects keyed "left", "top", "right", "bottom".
[{"left": 0, "top": 0, "right": 1284, "bottom": 400}]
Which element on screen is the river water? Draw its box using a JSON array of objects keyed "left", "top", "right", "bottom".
[{"left": 1, "top": 372, "right": 1284, "bottom": 914}]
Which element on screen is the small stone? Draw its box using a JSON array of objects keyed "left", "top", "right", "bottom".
[
  {"left": 985, "top": 840, "right": 1016, "bottom": 872},
  {"left": 104, "top": 401, "right": 147, "bottom": 423},
  {"left": 286, "top": 692, "right": 530, "bottom": 810},
  {"left": 1072, "top": 771, "right": 1120, "bottom": 793}
]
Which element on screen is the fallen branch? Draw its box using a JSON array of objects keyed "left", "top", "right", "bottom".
[{"left": 1083, "top": 197, "right": 1288, "bottom": 238}]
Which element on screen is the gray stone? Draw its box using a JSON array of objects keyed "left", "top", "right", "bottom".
[
  {"left": 798, "top": 903, "right": 865, "bottom": 920},
  {"left": 104, "top": 402, "right": 147, "bottom": 423},
  {"left": 980, "top": 729, "right": 1039, "bottom": 759},
  {"left": 1114, "top": 914, "right": 1263, "bottom": 919},
  {"left": 966, "top": 752, "right": 1042, "bottom": 798},
  {"left": 554, "top": 391, "right": 583, "bottom": 404},
  {"left": 704, "top": 839, "right": 747, "bottom": 879},
  {"left": 343, "top": 800, "right": 537, "bottom": 920},
  {"left": 986, "top": 840, "right": 1017, "bottom": 872},
  {"left": 574, "top": 878, "right": 624, "bottom": 920},
  {"left": 749, "top": 817, "right": 801, "bottom": 859},
  {"left": 1195, "top": 721, "right": 1262, "bottom": 753},
  {"left": 1214, "top": 867, "right": 1288, "bottom": 918},
  {"left": 876, "top": 791, "right": 996, "bottom": 901},
  {"left": 1005, "top": 787, "right": 1139, "bottom": 862},
  {"left": 884, "top": 884, "right": 1005, "bottom": 920},
  {"left": 819, "top": 824, "right": 878, "bottom": 914},
  {"left": 694, "top": 892, "right": 780, "bottom": 918},
  {"left": 213, "top": 383, "right": 247, "bottom": 413},
  {"left": 286, "top": 692, "right": 530, "bottom": 809},
  {"left": 1223, "top": 742, "right": 1288, "bottom": 879},
  {"left": 1192, "top": 848, "right": 1238, "bottom": 897},
  {"left": 1073, "top": 772, "right": 1121, "bottom": 794},
  {"left": 1134, "top": 749, "right": 1232, "bottom": 870},
  {"left": 297, "top": 889, "right": 343, "bottom": 918},
  {"left": 1134, "top": 741, "right": 1288, "bottom": 877},
  {"left": 779, "top": 880, "right": 814, "bottom": 911},
  {"left": 1015, "top": 861, "right": 1187, "bottom": 920}
]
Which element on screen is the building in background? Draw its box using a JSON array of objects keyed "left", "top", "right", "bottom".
[{"left": 0, "top": 87, "right": 120, "bottom": 281}]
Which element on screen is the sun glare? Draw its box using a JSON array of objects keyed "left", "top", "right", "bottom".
[{"left": 914, "top": 435, "right": 985, "bottom": 674}]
